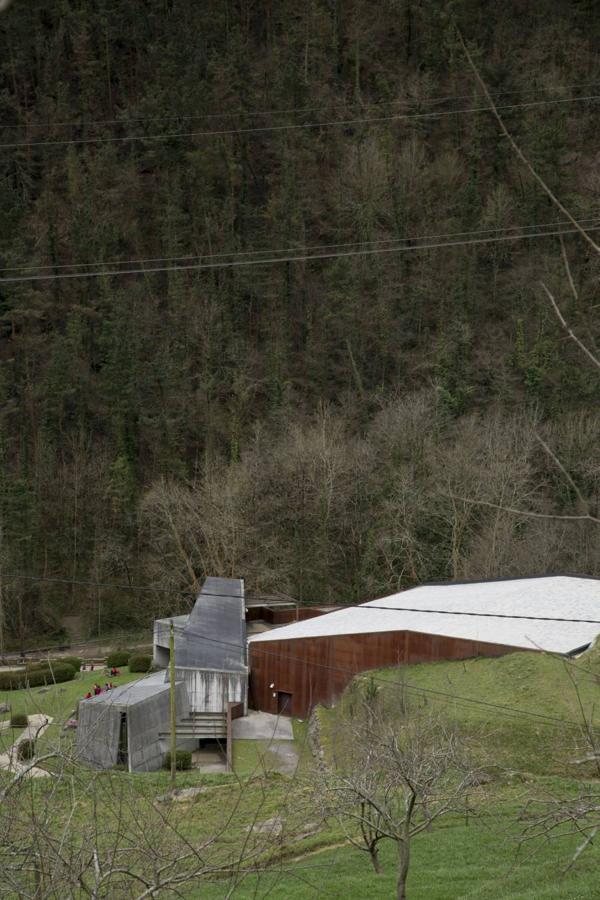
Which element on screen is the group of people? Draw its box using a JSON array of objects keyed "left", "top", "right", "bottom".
[
  {"left": 82, "top": 666, "right": 121, "bottom": 700},
  {"left": 83, "top": 682, "right": 115, "bottom": 699}
]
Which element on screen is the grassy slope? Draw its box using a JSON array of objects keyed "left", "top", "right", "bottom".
[
  {"left": 347, "top": 650, "right": 600, "bottom": 774},
  {"left": 1, "top": 667, "right": 143, "bottom": 721}
]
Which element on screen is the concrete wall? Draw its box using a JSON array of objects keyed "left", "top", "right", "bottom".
[
  {"left": 154, "top": 645, "right": 170, "bottom": 668},
  {"left": 174, "top": 667, "right": 247, "bottom": 714},
  {"left": 153, "top": 618, "right": 187, "bottom": 666}
]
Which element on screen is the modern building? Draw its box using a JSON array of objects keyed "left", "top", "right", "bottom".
[
  {"left": 76, "top": 673, "right": 189, "bottom": 772},
  {"left": 248, "top": 575, "right": 600, "bottom": 718},
  {"left": 154, "top": 576, "right": 248, "bottom": 716},
  {"left": 78, "top": 577, "right": 248, "bottom": 772}
]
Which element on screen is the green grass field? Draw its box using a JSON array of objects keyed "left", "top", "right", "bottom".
[
  {"left": 0, "top": 665, "right": 143, "bottom": 756},
  {"left": 199, "top": 808, "right": 600, "bottom": 899},
  {"left": 1, "top": 665, "right": 143, "bottom": 721}
]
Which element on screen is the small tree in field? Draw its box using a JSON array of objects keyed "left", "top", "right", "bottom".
[{"left": 313, "top": 686, "right": 481, "bottom": 899}]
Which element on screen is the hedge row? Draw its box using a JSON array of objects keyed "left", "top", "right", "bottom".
[
  {"left": 58, "top": 656, "right": 82, "bottom": 672},
  {"left": 106, "top": 650, "right": 131, "bottom": 668},
  {"left": 128, "top": 654, "right": 152, "bottom": 673},
  {"left": 0, "top": 663, "right": 76, "bottom": 691},
  {"left": 25, "top": 656, "right": 82, "bottom": 673}
]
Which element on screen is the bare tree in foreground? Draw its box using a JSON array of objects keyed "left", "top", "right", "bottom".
[
  {"left": 0, "top": 723, "right": 289, "bottom": 898},
  {"left": 312, "top": 685, "right": 483, "bottom": 900}
]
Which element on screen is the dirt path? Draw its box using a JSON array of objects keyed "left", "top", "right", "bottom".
[
  {"left": 283, "top": 839, "right": 350, "bottom": 864},
  {"left": 0, "top": 714, "right": 53, "bottom": 778}
]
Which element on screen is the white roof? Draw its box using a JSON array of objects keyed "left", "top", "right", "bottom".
[{"left": 248, "top": 576, "right": 600, "bottom": 655}]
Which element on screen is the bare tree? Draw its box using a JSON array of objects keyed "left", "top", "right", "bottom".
[
  {"left": 0, "top": 708, "right": 293, "bottom": 899},
  {"left": 311, "top": 686, "right": 482, "bottom": 899}
]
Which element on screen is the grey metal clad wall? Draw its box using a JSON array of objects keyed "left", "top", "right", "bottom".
[
  {"left": 77, "top": 675, "right": 191, "bottom": 773},
  {"left": 76, "top": 700, "right": 120, "bottom": 769},
  {"left": 127, "top": 682, "right": 189, "bottom": 772},
  {"left": 175, "top": 577, "right": 247, "bottom": 672}
]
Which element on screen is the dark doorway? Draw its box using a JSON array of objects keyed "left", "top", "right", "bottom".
[
  {"left": 117, "top": 712, "right": 128, "bottom": 766},
  {"left": 277, "top": 691, "right": 292, "bottom": 715}
]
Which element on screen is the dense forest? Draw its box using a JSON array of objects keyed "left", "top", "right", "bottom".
[{"left": 0, "top": 0, "right": 599, "bottom": 647}]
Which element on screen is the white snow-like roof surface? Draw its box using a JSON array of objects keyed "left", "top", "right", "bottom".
[{"left": 248, "top": 576, "right": 600, "bottom": 654}]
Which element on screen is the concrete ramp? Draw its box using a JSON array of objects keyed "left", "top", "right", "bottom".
[{"left": 232, "top": 710, "right": 293, "bottom": 741}]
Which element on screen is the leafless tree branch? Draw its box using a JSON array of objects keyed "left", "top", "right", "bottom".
[
  {"left": 540, "top": 282, "right": 600, "bottom": 372},
  {"left": 457, "top": 27, "right": 600, "bottom": 255}
]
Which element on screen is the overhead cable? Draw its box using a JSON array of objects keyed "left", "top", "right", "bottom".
[
  {"left": 1, "top": 222, "right": 599, "bottom": 284},
  {"left": 4, "top": 215, "right": 600, "bottom": 275},
  {"left": 5, "top": 571, "right": 600, "bottom": 626},
  {"left": 1, "top": 94, "right": 599, "bottom": 150}
]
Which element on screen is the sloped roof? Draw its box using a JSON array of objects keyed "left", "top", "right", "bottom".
[
  {"left": 175, "top": 576, "right": 247, "bottom": 672},
  {"left": 81, "top": 672, "right": 170, "bottom": 708},
  {"left": 248, "top": 576, "right": 600, "bottom": 655}
]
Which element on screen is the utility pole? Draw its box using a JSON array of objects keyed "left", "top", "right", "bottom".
[{"left": 169, "top": 620, "right": 177, "bottom": 788}]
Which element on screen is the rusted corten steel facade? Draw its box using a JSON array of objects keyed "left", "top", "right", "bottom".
[
  {"left": 246, "top": 606, "right": 337, "bottom": 626},
  {"left": 249, "top": 630, "right": 523, "bottom": 718}
]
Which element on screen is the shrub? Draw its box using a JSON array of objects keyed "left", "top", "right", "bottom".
[
  {"left": 0, "top": 670, "right": 24, "bottom": 691},
  {"left": 163, "top": 750, "right": 192, "bottom": 771},
  {"left": 33, "top": 663, "right": 76, "bottom": 686},
  {"left": 0, "top": 663, "right": 76, "bottom": 691},
  {"left": 106, "top": 650, "right": 131, "bottom": 668},
  {"left": 10, "top": 713, "right": 28, "bottom": 728},
  {"left": 17, "top": 739, "right": 35, "bottom": 761},
  {"left": 25, "top": 660, "right": 46, "bottom": 671},
  {"left": 128, "top": 654, "right": 152, "bottom": 673},
  {"left": 57, "top": 656, "right": 82, "bottom": 672},
  {"left": 0, "top": 670, "right": 28, "bottom": 690}
]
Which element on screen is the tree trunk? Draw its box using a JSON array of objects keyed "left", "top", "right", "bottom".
[
  {"left": 368, "top": 843, "right": 383, "bottom": 874},
  {"left": 397, "top": 839, "right": 410, "bottom": 900}
]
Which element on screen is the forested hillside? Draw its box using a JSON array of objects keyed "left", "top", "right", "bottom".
[{"left": 0, "top": 1, "right": 599, "bottom": 645}]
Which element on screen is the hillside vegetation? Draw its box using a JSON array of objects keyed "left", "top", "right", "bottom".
[{"left": 0, "top": 1, "right": 599, "bottom": 644}]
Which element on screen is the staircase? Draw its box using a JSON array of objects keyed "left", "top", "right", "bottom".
[{"left": 160, "top": 711, "right": 227, "bottom": 741}]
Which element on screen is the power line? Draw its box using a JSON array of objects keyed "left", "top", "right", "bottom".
[
  {"left": 3, "top": 80, "right": 600, "bottom": 131},
  {"left": 4, "top": 215, "right": 600, "bottom": 275},
  {"left": 5, "top": 571, "right": 600, "bottom": 626},
  {"left": 105, "top": 622, "right": 600, "bottom": 733},
  {"left": 366, "top": 605, "right": 600, "bottom": 625},
  {"left": 2, "top": 94, "right": 599, "bottom": 151},
  {"left": 2, "top": 222, "right": 598, "bottom": 285},
  {"left": 0, "top": 571, "right": 248, "bottom": 599}
]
